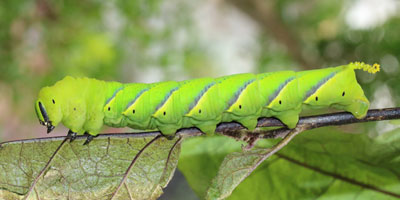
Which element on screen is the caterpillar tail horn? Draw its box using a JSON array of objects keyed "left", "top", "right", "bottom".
[{"left": 349, "top": 61, "right": 380, "bottom": 74}]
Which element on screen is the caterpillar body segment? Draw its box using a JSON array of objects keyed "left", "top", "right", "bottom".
[
  {"left": 258, "top": 71, "right": 301, "bottom": 128},
  {"left": 104, "top": 83, "right": 148, "bottom": 128},
  {"left": 35, "top": 63, "right": 379, "bottom": 138},
  {"left": 298, "top": 65, "right": 370, "bottom": 118},
  {"left": 177, "top": 78, "right": 221, "bottom": 135},
  {"left": 217, "top": 73, "right": 261, "bottom": 131}
]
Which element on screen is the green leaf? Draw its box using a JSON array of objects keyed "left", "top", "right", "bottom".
[
  {"left": 179, "top": 128, "right": 400, "bottom": 200},
  {"left": 229, "top": 128, "right": 400, "bottom": 199},
  {"left": 205, "top": 148, "right": 269, "bottom": 200},
  {"left": 0, "top": 135, "right": 182, "bottom": 200},
  {"left": 205, "top": 128, "right": 302, "bottom": 200},
  {"left": 178, "top": 135, "right": 247, "bottom": 199}
]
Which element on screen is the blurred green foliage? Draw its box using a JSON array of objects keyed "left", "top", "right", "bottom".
[{"left": 1, "top": 0, "right": 398, "bottom": 140}]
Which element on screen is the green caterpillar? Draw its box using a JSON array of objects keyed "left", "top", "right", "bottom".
[{"left": 35, "top": 62, "right": 380, "bottom": 144}]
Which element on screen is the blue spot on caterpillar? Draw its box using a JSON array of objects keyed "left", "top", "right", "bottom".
[
  {"left": 227, "top": 79, "right": 256, "bottom": 109},
  {"left": 267, "top": 76, "right": 295, "bottom": 105},
  {"left": 155, "top": 87, "right": 179, "bottom": 111},
  {"left": 187, "top": 82, "right": 216, "bottom": 112},
  {"left": 105, "top": 86, "right": 124, "bottom": 105},
  {"left": 304, "top": 72, "right": 336, "bottom": 101},
  {"left": 125, "top": 88, "right": 149, "bottom": 110}
]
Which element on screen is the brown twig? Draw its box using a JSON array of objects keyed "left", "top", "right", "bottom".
[
  {"left": 1, "top": 108, "right": 399, "bottom": 147},
  {"left": 259, "top": 107, "right": 400, "bottom": 139}
]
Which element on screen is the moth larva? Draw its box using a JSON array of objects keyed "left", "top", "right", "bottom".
[{"left": 35, "top": 62, "right": 379, "bottom": 143}]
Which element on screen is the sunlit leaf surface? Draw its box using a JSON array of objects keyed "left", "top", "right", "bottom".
[{"left": 0, "top": 135, "right": 181, "bottom": 200}]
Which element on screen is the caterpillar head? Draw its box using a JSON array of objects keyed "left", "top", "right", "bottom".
[{"left": 35, "top": 86, "right": 63, "bottom": 133}]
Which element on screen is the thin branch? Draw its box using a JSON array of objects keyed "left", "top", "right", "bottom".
[
  {"left": 1, "top": 108, "right": 399, "bottom": 146},
  {"left": 258, "top": 107, "right": 400, "bottom": 139}
]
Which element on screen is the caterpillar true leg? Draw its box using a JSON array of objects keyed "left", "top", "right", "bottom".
[
  {"left": 83, "top": 132, "right": 96, "bottom": 145},
  {"left": 47, "top": 123, "right": 55, "bottom": 134},
  {"left": 66, "top": 130, "right": 77, "bottom": 142}
]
